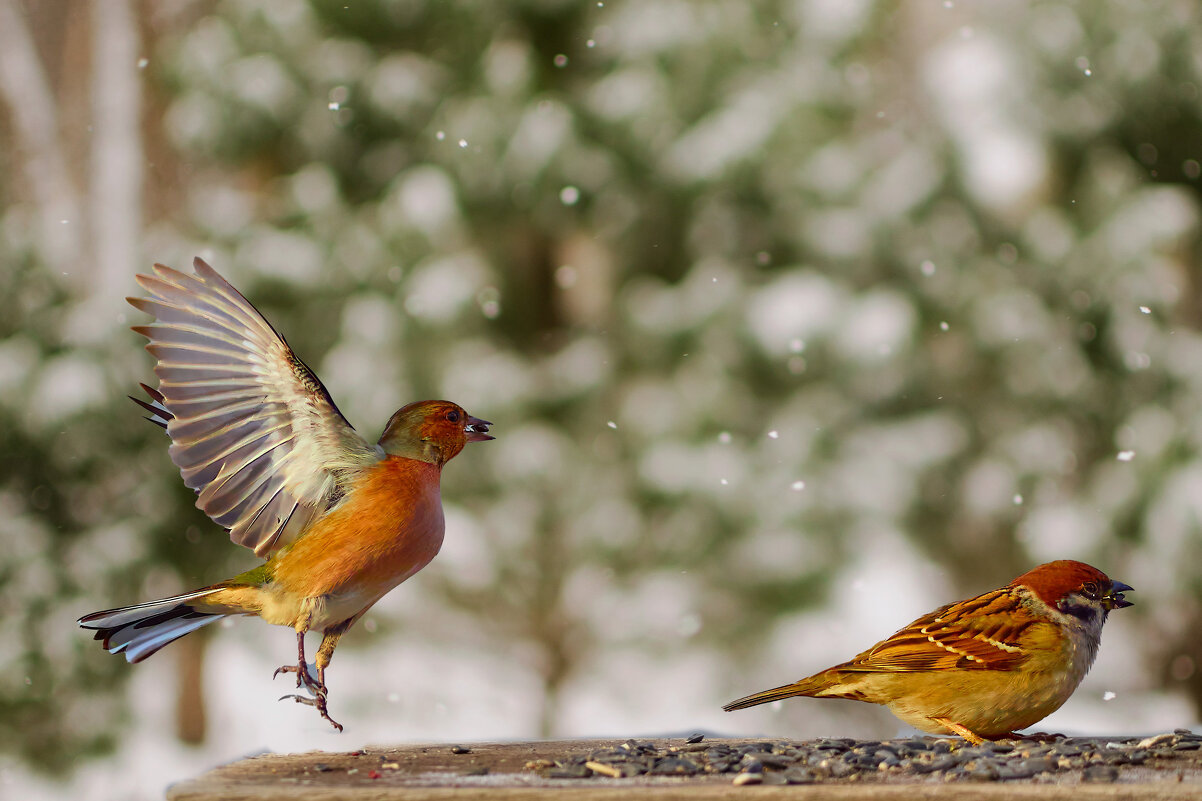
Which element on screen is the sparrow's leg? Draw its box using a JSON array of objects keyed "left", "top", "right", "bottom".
[{"left": 932, "top": 717, "right": 987, "bottom": 746}]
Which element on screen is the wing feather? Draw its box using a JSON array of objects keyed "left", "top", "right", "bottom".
[
  {"left": 836, "top": 589, "right": 1039, "bottom": 673},
  {"left": 130, "top": 258, "right": 378, "bottom": 557}
]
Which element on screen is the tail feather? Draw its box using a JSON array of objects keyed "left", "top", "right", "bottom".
[
  {"left": 723, "top": 674, "right": 836, "bottom": 712},
  {"left": 78, "top": 588, "right": 226, "bottom": 663}
]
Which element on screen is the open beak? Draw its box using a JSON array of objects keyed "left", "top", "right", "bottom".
[
  {"left": 1105, "top": 579, "right": 1134, "bottom": 609},
  {"left": 465, "top": 415, "right": 494, "bottom": 442}
]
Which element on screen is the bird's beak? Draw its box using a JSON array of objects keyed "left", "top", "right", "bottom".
[
  {"left": 1105, "top": 580, "right": 1134, "bottom": 609},
  {"left": 465, "top": 416, "right": 494, "bottom": 442}
]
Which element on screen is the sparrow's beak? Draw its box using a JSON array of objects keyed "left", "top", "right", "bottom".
[
  {"left": 1105, "top": 580, "right": 1134, "bottom": 609},
  {"left": 465, "top": 416, "right": 494, "bottom": 442}
]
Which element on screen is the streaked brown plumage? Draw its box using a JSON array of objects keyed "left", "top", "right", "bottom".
[{"left": 725, "top": 560, "right": 1133, "bottom": 743}]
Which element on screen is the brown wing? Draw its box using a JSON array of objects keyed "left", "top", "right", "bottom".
[
  {"left": 836, "top": 588, "right": 1039, "bottom": 672},
  {"left": 129, "top": 258, "right": 378, "bottom": 557}
]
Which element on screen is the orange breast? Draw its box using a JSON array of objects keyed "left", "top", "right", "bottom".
[{"left": 269, "top": 457, "right": 445, "bottom": 600}]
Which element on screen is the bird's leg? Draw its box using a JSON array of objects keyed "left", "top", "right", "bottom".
[
  {"left": 272, "top": 630, "right": 322, "bottom": 694},
  {"left": 314, "top": 623, "right": 346, "bottom": 689},
  {"left": 307, "top": 624, "right": 350, "bottom": 731},
  {"left": 932, "top": 717, "right": 987, "bottom": 746},
  {"left": 279, "top": 620, "right": 352, "bottom": 732}
]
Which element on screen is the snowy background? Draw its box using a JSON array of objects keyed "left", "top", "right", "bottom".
[{"left": 2, "top": 1, "right": 1201, "bottom": 799}]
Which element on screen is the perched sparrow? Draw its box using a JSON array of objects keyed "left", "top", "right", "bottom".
[
  {"left": 78, "top": 259, "right": 494, "bottom": 731},
  {"left": 724, "top": 560, "right": 1133, "bottom": 744}
]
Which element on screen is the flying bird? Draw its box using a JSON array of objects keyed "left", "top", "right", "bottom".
[
  {"left": 724, "top": 560, "right": 1133, "bottom": 744},
  {"left": 78, "top": 258, "right": 493, "bottom": 730}
]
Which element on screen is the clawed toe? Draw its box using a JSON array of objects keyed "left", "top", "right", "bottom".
[
  {"left": 273, "top": 663, "right": 321, "bottom": 693},
  {"left": 273, "top": 659, "right": 339, "bottom": 730},
  {"left": 274, "top": 631, "right": 342, "bottom": 731},
  {"left": 272, "top": 664, "right": 302, "bottom": 687},
  {"left": 279, "top": 692, "right": 342, "bottom": 732}
]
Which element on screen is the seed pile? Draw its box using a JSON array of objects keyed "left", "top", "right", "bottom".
[{"left": 526, "top": 730, "right": 1202, "bottom": 785}]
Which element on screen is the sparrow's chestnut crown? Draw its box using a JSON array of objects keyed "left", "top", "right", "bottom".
[{"left": 1014, "top": 559, "right": 1134, "bottom": 611}]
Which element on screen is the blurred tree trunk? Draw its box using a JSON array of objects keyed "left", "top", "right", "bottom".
[
  {"left": 90, "top": 0, "right": 143, "bottom": 303},
  {"left": 175, "top": 633, "right": 208, "bottom": 744},
  {"left": 0, "top": 0, "right": 83, "bottom": 274}
]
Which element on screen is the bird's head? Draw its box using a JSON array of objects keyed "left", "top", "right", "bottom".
[
  {"left": 378, "top": 400, "right": 493, "bottom": 465},
  {"left": 1013, "top": 560, "right": 1133, "bottom": 628}
]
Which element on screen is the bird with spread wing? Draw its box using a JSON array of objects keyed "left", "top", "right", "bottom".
[{"left": 78, "top": 258, "right": 494, "bottom": 730}]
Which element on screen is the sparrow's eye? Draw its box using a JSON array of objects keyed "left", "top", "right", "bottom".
[
  {"left": 446, "top": 410, "right": 460, "bottom": 423},
  {"left": 1081, "top": 581, "right": 1099, "bottom": 598}
]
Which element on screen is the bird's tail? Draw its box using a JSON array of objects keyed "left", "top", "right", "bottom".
[
  {"left": 722, "top": 674, "right": 837, "bottom": 712},
  {"left": 78, "top": 588, "right": 227, "bottom": 663}
]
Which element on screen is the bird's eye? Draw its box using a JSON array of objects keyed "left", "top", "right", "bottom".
[
  {"left": 446, "top": 410, "right": 460, "bottom": 423},
  {"left": 1082, "top": 581, "right": 1099, "bottom": 598}
]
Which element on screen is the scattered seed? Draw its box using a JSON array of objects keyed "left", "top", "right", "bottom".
[
  {"left": 585, "top": 760, "right": 623, "bottom": 778},
  {"left": 548, "top": 765, "right": 592, "bottom": 779},
  {"left": 650, "top": 757, "right": 701, "bottom": 776},
  {"left": 524, "top": 733, "right": 1199, "bottom": 785}
]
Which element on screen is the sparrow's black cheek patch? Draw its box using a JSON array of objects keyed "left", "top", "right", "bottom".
[{"left": 1058, "top": 598, "right": 1102, "bottom": 624}]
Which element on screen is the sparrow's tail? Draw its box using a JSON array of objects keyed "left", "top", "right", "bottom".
[
  {"left": 722, "top": 674, "right": 837, "bottom": 711},
  {"left": 78, "top": 588, "right": 227, "bottom": 663}
]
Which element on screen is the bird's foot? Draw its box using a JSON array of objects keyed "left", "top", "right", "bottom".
[
  {"left": 932, "top": 717, "right": 987, "bottom": 746},
  {"left": 1003, "top": 731, "right": 1066, "bottom": 743},
  {"left": 273, "top": 662, "right": 322, "bottom": 694},
  {"left": 279, "top": 692, "right": 343, "bottom": 732}
]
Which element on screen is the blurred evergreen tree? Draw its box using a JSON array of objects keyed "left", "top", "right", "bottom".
[{"left": 4, "top": 0, "right": 1202, "bottom": 773}]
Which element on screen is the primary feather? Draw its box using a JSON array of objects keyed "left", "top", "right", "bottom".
[{"left": 128, "top": 259, "right": 379, "bottom": 557}]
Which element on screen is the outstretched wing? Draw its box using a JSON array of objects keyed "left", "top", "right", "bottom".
[
  {"left": 836, "top": 588, "right": 1039, "bottom": 672},
  {"left": 129, "top": 258, "right": 378, "bottom": 557}
]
